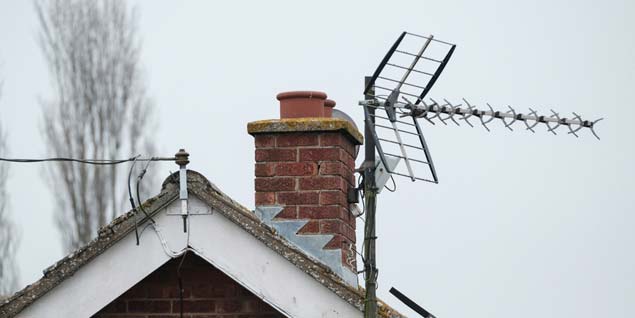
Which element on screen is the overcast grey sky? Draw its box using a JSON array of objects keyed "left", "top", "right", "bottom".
[{"left": 1, "top": 1, "right": 634, "bottom": 317}]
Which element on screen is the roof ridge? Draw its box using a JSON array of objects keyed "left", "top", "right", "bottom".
[{"left": 1, "top": 170, "right": 406, "bottom": 318}]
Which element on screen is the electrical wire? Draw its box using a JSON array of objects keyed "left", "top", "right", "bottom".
[
  {"left": 1, "top": 154, "right": 178, "bottom": 247},
  {"left": 150, "top": 223, "right": 185, "bottom": 258},
  {"left": 146, "top": 175, "right": 193, "bottom": 259},
  {"left": 356, "top": 174, "right": 366, "bottom": 218},
  {"left": 355, "top": 173, "right": 368, "bottom": 280},
  {"left": 176, "top": 250, "right": 188, "bottom": 318},
  {"left": 138, "top": 222, "right": 154, "bottom": 237},
  {"left": 146, "top": 207, "right": 192, "bottom": 318},
  {"left": 1, "top": 157, "right": 134, "bottom": 164},
  {"left": 0, "top": 156, "right": 175, "bottom": 164},
  {"left": 351, "top": 244, "right": 366, "bottom": 265},
  {"left": 384, "top": 175, "right": 397, "bottom": 192},
  {"left": 127, "top": 155, "right": 141, "bottom": 245},
  {"left": 3, "top": 154, "right": 171, "bottom": 245},
  {"left": 136, "top": 157, "right": 157, "bottom": 225},
  {"left": 38, "top": 153, "right": 189, "bottom": 316},
  {"left": 361, "top": 180, "right": 378, "bottom": 285}
]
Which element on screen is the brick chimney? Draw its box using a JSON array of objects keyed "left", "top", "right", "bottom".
[{"left": 247, "top": 91, "right": 363, "bottom": 286}]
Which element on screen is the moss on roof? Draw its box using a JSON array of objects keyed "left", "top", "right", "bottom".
[
  {"left": 247, "top": 117, "right": 364, "bottom": 145},
  {"left": 1, "top": 170, "right": 403, "bottom": 318}
]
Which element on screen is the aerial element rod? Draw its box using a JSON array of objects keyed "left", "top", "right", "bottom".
[
  {"left": 405, "top": 31, "right": 456, "bottom": 46},
  {"left": 361, "top": 98, "right": 603, "bottom": 139},
  {"left": 384, "top": 34, "right": 433, "bottom": 123},
  {"left": 357, "top": 29, "right": 604, "bottom": 318}
]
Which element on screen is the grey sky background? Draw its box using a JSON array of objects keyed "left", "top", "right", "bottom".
[{"left": 1, "top": 0, "right": 634, "bottom": 317}]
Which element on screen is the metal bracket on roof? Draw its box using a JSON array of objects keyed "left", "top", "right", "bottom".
[
  {"left": 375, "top": 156, "right": 400, "bottom": 193},
  {"left": 167, "top": 197, "right": 213, "bottom": 215},
  {"left": 174, "top": 149, "right": 190, "bottom": 231}
]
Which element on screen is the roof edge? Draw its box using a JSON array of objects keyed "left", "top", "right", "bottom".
[
  {"left": 184, "top": 173, "right": 404, "bottom": 318},
  {"left": 0, "top": 186, "right": 178, "bottom": 317},
  {"left": 1, "top": 170, "right": 404, "bottom": 318}
]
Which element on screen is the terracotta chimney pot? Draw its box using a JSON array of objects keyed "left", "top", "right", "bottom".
[
  {"left": 324, "top": 99, "right": 336, "bottom": 118},
  {"left": 277, "top": 91, "right": 327, "bottom": 118}
]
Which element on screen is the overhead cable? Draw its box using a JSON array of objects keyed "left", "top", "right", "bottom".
[{"left": 0, "top": 156, "right": 175, "bottom": 164}]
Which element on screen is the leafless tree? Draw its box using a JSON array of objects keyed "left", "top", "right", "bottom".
[
  {"left": 36, "top": 0, "right": 157, "bottom": 251},
  {"left": 0, "top": 79, "right": 20, "bottom": 295}
]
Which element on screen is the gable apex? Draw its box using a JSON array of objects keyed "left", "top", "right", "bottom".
[{"left": 1, "top": 170, "right": 405, "bottom": 318}]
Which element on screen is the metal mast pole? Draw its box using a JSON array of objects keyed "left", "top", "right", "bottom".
[{"left": 363, "top": 76, "right": 379, "bottom": 318}]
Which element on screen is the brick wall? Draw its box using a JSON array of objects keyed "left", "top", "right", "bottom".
[
  {"left": 253, "top": 131, "right": 357, "bottom": 271},
  {"left": 93, "top": 253, "right": 283, "bottom": 318}
]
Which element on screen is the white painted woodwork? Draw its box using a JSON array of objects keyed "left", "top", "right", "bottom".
[{"left": 17, "top": 196, "right": 362, "bottom": 318}]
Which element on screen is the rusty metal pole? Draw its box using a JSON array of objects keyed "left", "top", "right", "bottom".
[{"left": 363, "top": 76, "right": 378, "bottom": 318}]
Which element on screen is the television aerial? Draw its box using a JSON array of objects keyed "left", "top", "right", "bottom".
[{"left": 356, "top": 31, "right": 602, "bottom": 318}]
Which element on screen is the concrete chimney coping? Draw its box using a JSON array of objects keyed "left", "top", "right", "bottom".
[{"left": 247, "top": 118, "right": 363, "bottom": 145}]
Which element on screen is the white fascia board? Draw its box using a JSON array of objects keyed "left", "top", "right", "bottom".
[
  {"left": 18, "top": 196, "right": 362, "bottom": 318},
  {"left": 17, "top": 209, "right": 187, "bottom": 318},
  {"left": 187, "top": 197, "right": 362, "bottom": 318}
]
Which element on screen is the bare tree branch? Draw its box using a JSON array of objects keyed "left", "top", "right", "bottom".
[
  {"left": 0, "top": 75, "right": 21, "bottom": 296},
  {"left": 36, "top": 0, "right": 157, "bottom": 251}
]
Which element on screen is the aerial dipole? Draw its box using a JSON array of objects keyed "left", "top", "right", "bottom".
[{"left": 358, "top": 31, "right": 601, "bottom": 318}]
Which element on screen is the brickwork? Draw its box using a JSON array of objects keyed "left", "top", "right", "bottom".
[
  {"left": 93, "top": 253, "right": 283, "bottom": 318},
  {"left": 253, "top": 131, "right": 358, "bottom": 271}
]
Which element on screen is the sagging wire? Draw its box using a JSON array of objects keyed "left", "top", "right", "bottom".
[
  {"left": 130, "top": 156, "right": 162, "bottom": 246},
  {"left": 150, "top": 222, "right": 187, "bottom": 258},
  {"left": 0, "top": 157, "right": 139, "bottom": 164},
  {"left": 151, "top": 212, "right": 192, "bottom": 318},
  {"left": 127, "top": 155, "right": 142, "bottom": 245},
  {"left": 2, "top": 154, "right": 176, "bottom": 245},
  {"left": 0, "top": 156, "right": 175, "bottom": 164},
  {"left": 384, "top": 175, "right": 397, "bottom": 192},
  {"left": 137, "top": 222, "right": 154, "bottom": 238},
  {"left": 351, "top": 243, "right": 367, "bottom": 274},
  {"left": 356, "top": 173, "right": 366, "bottom": 218},
  {"left": 136, "top": 157, "right": 158, "bottom": 224},
  {"left": 355, "top": 172, "right": 372, "bottom": 280},
  {"left": 142, "top": 191, "right": 192, "bottom": 318},
  {"left": 148, "top": 220, "right": 194, "bottom": 318},
  {"left": 143, "top": 168, "right": 192, "bottom": 259},
  {"left": 7, "top": 152, "right": 193, "bottom": 310}
]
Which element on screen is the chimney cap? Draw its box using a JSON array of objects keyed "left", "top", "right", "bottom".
[
  {"left": 247, "top": 118, "right": 363, "bottom": 145},
  {"left": 276, "top": 91, "right": 327, "bottom": 101}
]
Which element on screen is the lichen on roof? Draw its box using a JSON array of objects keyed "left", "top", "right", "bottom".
[
  {"left": 1, "top": 170, "right": 404, "bottom": 318},
  {"left": 247, "top": 117, "right": 363, "bottom": 145}
]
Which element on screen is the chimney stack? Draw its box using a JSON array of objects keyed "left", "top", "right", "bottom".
[{"left": 248, "top": 91, "right": 363, "bottom": 286}]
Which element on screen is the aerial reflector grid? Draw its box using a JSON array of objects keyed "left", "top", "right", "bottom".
[
  {"left": 362, "top": 32, "right": 455, "bottom": 183},
  {"left": 363, "top": 102, "right": 438, "bottom": 183},
  {"left": 364, "top": 32, "right": 456, "bottom": 108}
]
